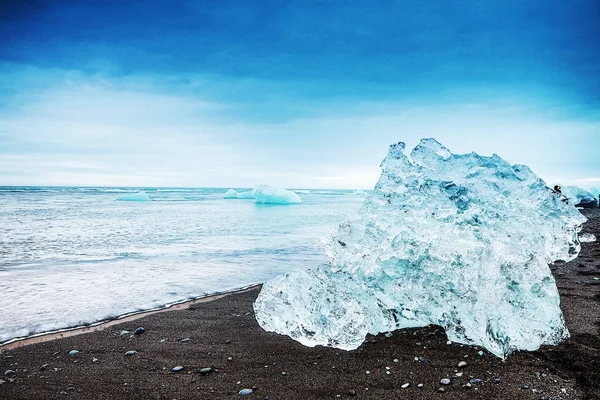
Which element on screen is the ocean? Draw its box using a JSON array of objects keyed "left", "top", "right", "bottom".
[{"left": 0, "top": 187, "right": 366, "bottom": 343}]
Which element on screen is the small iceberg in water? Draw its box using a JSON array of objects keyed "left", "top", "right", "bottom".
[
  {"left": 117, "top": 191, "right": 151, "bottom": 202},
  {"left": 223, "top": 189, "right": 239, "bottom": 199},
  {"left": 254, "top": 185, "right": 301, "bottom": 204},
  {"left": 224, "top": 185, "right": 301, "bottom": 204}
]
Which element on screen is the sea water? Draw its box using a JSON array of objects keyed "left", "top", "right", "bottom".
[{"left": 0, "top": 187, "right": 365, "bottom": 343}]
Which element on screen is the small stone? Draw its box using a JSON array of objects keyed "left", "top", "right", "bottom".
[
  {"left": 365, "top": 370, "right": 371, "bottom": 375},
  {"left": 199, "top": 368, "right": 212, "bottom": 376},
  {"left": 228, "top": 357, "right": 233, "bottom": 361},
  {"left": 172, "top": 366, "right": 184, "bottom": 373},
  {"left": 438, "top": 387, "right": 445, "bottom": 393},
  {"left": 454, "top": 372, "right": 464, "bottom": 378},
  {"left": 393, "top": 359, "right": 399, "bottom": 363},
  {"left": 181, "top": 338, "right": 191, "bottom": 342},
  {"left": 119, "top": 330, "right": 129, "bottom": 337},
  {"left": 447, "top": 340, "right": 452, "bottom": 345},
  {"left": 4, "top": 370, "right": 16, "bottom": 377},
  {"left": 225, "top": 340, "right": 232, "bottom": 344},
  {"left": 239, "top": 388, "right": 253, "bottom": 396},
  {"left": 68, "top": 350, "right": 79, "bottom": 356},
  {"left": 348, "top": 389, "right": 357, "bottom": 396},
  {"left": 386, "top": 371, "right": 391, "bottom": 375},
  {"left": 134, "top": 327, "right": 145, "bottom": 335},
  {"left": 477, "top": 351, "right": 484, "bottom": 356},
  {"left": 401, "top": 383, "right": 409, "bottom": 389},
  {"left": 385, "top": 332, "right": 393, "bottom": 338},
  {"left": 125, "top": 351, "right": 137, "bottom": 356},
  {"left": 281, "top": 371, "right": 287, "bottom": 376},
  {"left": 417, "top": 383, "right": 423, "bottom": 388},
  {"left": 440, "top": 378, "right": 451, "bottom": 385},
  {"left": 458, "top": 361, "right": 467, "bottom": 368}
]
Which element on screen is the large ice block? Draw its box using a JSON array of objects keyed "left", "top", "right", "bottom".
[{"left": 254, "top": 138, "right": 585, "bottom": 358}]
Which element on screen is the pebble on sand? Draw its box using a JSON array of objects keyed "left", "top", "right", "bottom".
[
  {"left": 134, "top": 327, "right": 145, "bottom": 335},
  {"left": 440, "top": 378, "right": 451, "bottom": 385},
  {"left": 199, "top": 368, "right": 212, "bottom": 376},
  {"left": 125, "top": 351, "right": 137, "bottom": 356},
  {"left": 239, "top": 388, "right": 253, "bottom": 395},
  {"left": 458, "top": 361, "right": 467, "bottom": 368},
  {"left": 401, "top": 383, "right": 409, "bottom": 389},
  {"left": 68, "top": 350, "right": 79, "bottom": 356},
  {"left": 172, "top": 366, "right": 184, "bottom": 373}
]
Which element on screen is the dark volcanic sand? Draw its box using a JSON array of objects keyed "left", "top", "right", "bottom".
[{"left": 1, "top": 209, "right": 599, "bottom": 400}]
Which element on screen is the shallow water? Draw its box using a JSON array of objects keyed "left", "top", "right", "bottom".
[{"left": 0, "top": 187, "right": 365, "bottom": 343}]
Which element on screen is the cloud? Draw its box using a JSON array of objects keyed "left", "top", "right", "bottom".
[{"left": 0, "top": 64, "right": 599, "bottom": 189}]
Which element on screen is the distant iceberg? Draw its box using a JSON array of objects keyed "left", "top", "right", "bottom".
[
  {"left": 224, "top": 189, "right": 239, "bottom": 199},
  {"left": 254, "top": 185, "right": 301, "bottom": 204},
  {"left": 236, "top": 189, "right": 257, "bottom": 199},
  {"left": 254, "top": 138, "right": 585, "bottom": 358},
  {"left": 116, "top": 191, "right": 151, "bottom": 202},
  {"left": 353, "top": 189, "right": 366, "bottom": 195},
  {"left": 561, "top": 186, "right": 598, "bottom": 208}
]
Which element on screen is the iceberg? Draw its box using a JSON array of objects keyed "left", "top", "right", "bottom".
[
  {"left": 254, "top": 185, "right": 301, "bottom": 204},
  {"left": 116, "top": 191, "right": 151, "bottom": 202},
  {"left": 254, "top": 138, "right": 586, "bottom": 358},
  {"left": 353, "top": 189, "right": 367, "bottom": 195},
  {"left": 236, "top": 189, "right": 257, "bottom": 199},
  {"left": 561, "top": 186, "right": 598, "bottom": 208},
  {"left": 224, "top": 189, "right": 239, "bottom": 199}
]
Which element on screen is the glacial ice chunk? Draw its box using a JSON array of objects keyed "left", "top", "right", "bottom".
[
  {"left": 254, "top": 138, "right": 586, "bottom": 358},
  {"left": 224, "top": 189, "right": 239, "bottom": 199},
  {"left": 236, "top": 189, "right": 257, "bottom": 199},
  {"left": 561, "top": 186, "right": 598, "bottom": 208},
  {"left": 580, "top": 233, "right": 597, "bottom": 243},
  {"left": 116, "top": 191, "right": 151, "bottom": 202},
  {"left": 254, "top": 185, "right": 301, "bottom": 204}
]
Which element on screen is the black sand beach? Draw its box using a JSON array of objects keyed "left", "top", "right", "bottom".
[{"left": 1, "top": 209, "right": 599, "bottom": 400}]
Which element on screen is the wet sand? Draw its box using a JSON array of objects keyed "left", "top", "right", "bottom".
[{"left": 1, "top": 209, "right": 599, "bottom": 399}]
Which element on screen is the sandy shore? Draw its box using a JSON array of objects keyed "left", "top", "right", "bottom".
[{"left": 1, "top": 209, "right": 599, "bottom": 400}]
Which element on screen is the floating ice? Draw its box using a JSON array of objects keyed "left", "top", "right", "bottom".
[
  {"left": 353, "top": 189, "right": 367, "bottom": 195},
  {"left": 224, "top": 189, "right": 239, "bottom": 199},
  {"left": 254, "top": 185, "right": 301, "bottom": 205},
  {"left": 254, "top": 138, "right": 586, "bottom": 358},
  {"left": 116, "top": 191, "right": 151, "bottom": 202},
  {"left": 580, "top": 233, "right": 597, "bottom": 243},
  {"left": 236, "top": 189, "right": 257, "bottom": 199},
  {"left": 561, "top": 186, "right": 598, "bottom": 208}
]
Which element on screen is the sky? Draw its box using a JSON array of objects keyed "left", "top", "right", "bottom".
[{"left": 1, "top": 0, "right": 599, "bottom": 189}]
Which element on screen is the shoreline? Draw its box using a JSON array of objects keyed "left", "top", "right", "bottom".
[
  {"left": 1, "top": 209, "right": 598, "bottom": 399},
  {"left": 0, "top": 284, "right": 260, "bottom": 352}
]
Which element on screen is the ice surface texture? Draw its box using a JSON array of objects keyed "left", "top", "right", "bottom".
[
  {"left": 116, "top": 191, "right": 151, "bottom": 202},
  {"left": 254, "top": 138, "right": 586, "bottom": 358}
]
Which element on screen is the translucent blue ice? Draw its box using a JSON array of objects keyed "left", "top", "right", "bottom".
[
  {"left": 224, "top": 189, "right": 239, "bottom": 199},
  {"left": 561, "top": 185, "right": 597, "bottom": 207},
  {"left": 116, "top": 191, "right": 151, "bottom": 202},
  {"left": 254, "top": 139, "right": 585, "bottom": 358},
  {"left": 254, "top": 185, "right": 301, "bottom": 204}
]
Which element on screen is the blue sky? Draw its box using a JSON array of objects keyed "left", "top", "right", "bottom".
[{"left": 1, "top": 0, "right": 599, "bottom": 189}]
